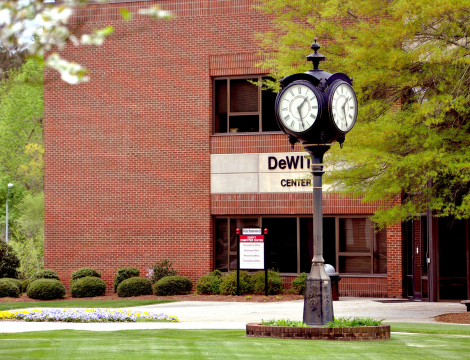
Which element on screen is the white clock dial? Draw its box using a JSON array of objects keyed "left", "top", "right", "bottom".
[
  {"left": 278, "top": 83, "right": 320, "bottom": 133},
  {"left": 330, "top": 83, "right": 357, "bottom": 132}
]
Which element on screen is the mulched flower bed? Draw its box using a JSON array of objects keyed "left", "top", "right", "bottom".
[
  {"left": 0, "top": 293, "right": 304, "bottom": 303},
  {"left": 434, "top": 312, "right": 470, "bottom": 324}
]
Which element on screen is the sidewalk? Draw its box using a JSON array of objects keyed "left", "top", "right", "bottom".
[{"left": 0, "top": 297, "right": 467, "bottom": 333}]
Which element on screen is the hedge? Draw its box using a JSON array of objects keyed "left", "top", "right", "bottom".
[
  {"left": 27, "top": 279, "right": 66, "bottom": 300},
  {"left": 71, "top": 276, "right": 107, "bottom": 298},
  {"left": 117, "top": 277, "right": 153, "bottom": 297},
  {"left": 113, "top": 267, "right": 140, "bottom": 293},
  {"left": 0, "top": 279, "right": 20, "bottom": 298},
  {"left": 71, "top": 268, "right": 101, "bottom": 283},
  {"left": 154, "top": 275, "right": 192, "bottom": 296}
]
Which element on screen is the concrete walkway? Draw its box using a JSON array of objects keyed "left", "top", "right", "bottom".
[{"left": 0, "top": 297, "right": 468, "bottom": 333}]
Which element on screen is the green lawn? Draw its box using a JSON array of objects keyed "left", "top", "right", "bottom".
[
  {"left": 387, "top": 322, "right": 470, "bottom": 336},
  {"left": 0, "top": 299, "right": 175, "bottom": 311},
  {"left": 1, "top": 325, "right": 469, "bottom": 360}
]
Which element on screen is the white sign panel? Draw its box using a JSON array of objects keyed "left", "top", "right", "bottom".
[
  {"left": 211, "top": 152, "right": 317, "bottom": 194},
  {"left": 240, "top": 235, "right": 264, "bottom": 270},
  {"left": 242, "top": 228, "right": 262, "bottom": 235}
]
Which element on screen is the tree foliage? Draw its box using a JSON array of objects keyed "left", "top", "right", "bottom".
[
  {"left": 9, "top": 192, "right": 45, "bottom": 279},
  {"left": 257, "top": 0, "right": 470, "bottom": 226},
  {"left": 0, "top": 58, "right": 43, "bottom": 192}
]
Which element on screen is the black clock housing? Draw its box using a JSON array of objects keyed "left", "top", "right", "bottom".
[{"left": 275, "top": 40, "right": 356, "bottom": 146}]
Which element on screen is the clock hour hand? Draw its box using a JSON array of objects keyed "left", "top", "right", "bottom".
[{"left": 297, "top": 107, "right": 304, "bottom": 129}]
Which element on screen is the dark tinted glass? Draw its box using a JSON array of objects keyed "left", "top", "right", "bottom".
[
  {"left": 215, "top": 80, "right": 227, "bottom": 133},
  {"left": 339, "top": 218, "right": 371, "bottom": 252},
  {"left": 339, "top": 256, "right": 370, "bottom": 274},
  {"left": 262, "top": 217, "right": 297, "bottom": 273},
  {"left": 261, "top": 88, "right": 279, "bottom": 131},
  {"left": 373, "top": 227, "right": 387, "bottom": 274},
  {"left": 300, "top": 217, "right": 336, "bottom": 273},
  {"left": 229, "top": 115, "right": 259, "bottom": 133},
  {"left": 420, "top": 216, "right": 428, "bottom": 276},
  {"left": 215, "top": 218, "right": 228, "bottom": 271},
  {"left": 230, "top": 79, "right": 258, "bottom": 112},
  {"left": 230, "top": 218, "right": 259, "bottom": 252}
]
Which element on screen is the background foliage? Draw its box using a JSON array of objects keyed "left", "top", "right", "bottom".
[
  {"left": 0, "top": 57, "right": 44, "bottom": 279},
  {"left": 257, "top": 0, "right": 470, "bottom": 226}
]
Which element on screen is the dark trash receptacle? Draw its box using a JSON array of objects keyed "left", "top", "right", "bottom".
[{"left": 325, "top": 264, "right": 341, "bottom": 301}]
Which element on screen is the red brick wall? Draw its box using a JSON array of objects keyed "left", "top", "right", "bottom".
[
  {"left": 45, "top": 0, "right": 273, "bottom": 289},
  {"left": 339, "top": 277, "right": 388, "bottom": 298},
  {"left": 386, "top": 221, "right": 404, "bottom": 297},
  {"left": 44, "top": 0, "right": 404, "bottom": 296}
]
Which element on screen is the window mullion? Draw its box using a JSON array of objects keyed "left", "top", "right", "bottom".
[{"left": 258, "top": 76, "right": 262, "bottom": 132}]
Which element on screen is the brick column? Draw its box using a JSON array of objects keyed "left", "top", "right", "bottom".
[{"left": 386, "top": 222, "right": 404, "bottom": 297}]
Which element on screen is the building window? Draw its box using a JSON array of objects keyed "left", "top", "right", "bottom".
[
  {"left": 214, "top": 216, "right": 387, "bottom": 276},
  {"left": 215, "top": 218, "right": 259, "bottom": 271},
  {"left": 213, "top": 76, "right": 280, "bottom": 134},
  {"left": 338, "top": 218, "right": 387, "bottom": 275}
]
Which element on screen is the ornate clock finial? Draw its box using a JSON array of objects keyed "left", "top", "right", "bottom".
[{"left": 307, "top": 36, "right": 326, "bottom": 70}]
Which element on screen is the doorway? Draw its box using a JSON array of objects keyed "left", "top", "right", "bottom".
[{"left": 437, "top": 218, "right": 469, "bottom": 301}]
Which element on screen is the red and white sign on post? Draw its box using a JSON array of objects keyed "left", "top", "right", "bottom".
[{"left": 240, "top": 228, "right": 264, "bottom": 270}]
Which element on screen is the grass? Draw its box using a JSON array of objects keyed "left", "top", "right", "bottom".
[
  {"left": 0, "top": 299, "right": 176, "bottom": 311},
  {"left": 1, "top": 323, "right": 470, "bottom": 359},
  {"left": 387, "top": 322, "right": 470, "bottom": 336}
]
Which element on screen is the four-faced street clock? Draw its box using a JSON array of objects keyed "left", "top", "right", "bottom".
[
  {"left": 275, "top": 39, "right": 357, "bottom": 146},
  {"left": 275, "top": 38, "right": 359, "bottom": 327}
]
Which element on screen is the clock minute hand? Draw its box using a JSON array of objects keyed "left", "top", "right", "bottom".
[
  {"left": 297, "top": 96, "right": 309, "bottom": 119},
  {"left": 341, "top": 100, "right": 348, "bottom": 127}
]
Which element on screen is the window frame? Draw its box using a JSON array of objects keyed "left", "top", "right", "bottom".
[
  {"left": 212, "top": 75, "right": 283, "bottom": 135},
  {"left": 213, "top": 215, "right": 387, "bottom": 277}
]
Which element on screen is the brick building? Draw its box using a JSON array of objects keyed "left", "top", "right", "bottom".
[{"left": 44, "top": 0, "right": 469, "bottom": 301}]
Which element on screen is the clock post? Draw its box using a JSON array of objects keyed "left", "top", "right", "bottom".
[
  {"left": 302, "top": 143, "right": 333, "bottom": 325},
  {"left": 274, "top": 38, "right": 357, "bottom": 326}
]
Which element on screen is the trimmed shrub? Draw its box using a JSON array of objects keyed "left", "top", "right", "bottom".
[
  {"left": 154, "top": 275, "right": 193, "bottom": 296},
  {"left": 289, "top": 272, "right": 308, "bottom": 295},
  {"left": 21, "top": 279, "right": 29, "bottom": 293},
  {"left": 70, "top": 276, "right": 107, "bottom": 298},
  {"left": 117, "top": 277, "right": 153, "bottom": 297},
  {"left": 114, "top": 267, "right": 140, "bottom": 293},
  {"left": 250, "top": 270, "right": 284, "bottom": 295},
  {"left": 219, "top": 271, "right": 252, "bottom": 295},
  {"left": 27, "top": 279, "right": 66, "bottom": 300},
  {"left": 150, "top": 259, "right": 178, "bottom": 284},
  {"left": 71, "top": 268, "right": 101, "bottom": 283},
  {"left": 196, "top": 270, "right": 222, "bottom": 295},
  {"left": 0, "top": 278, "right": 20, "bottom": 298},
  {"left": 5, "top": 278, "right": 22, "bottom": 292},
  {"left": 30, "top": 269, "right": 60, "bottom": 283},
  {"left": 0, "top": 241, "right": 20, "bottom": 279}
]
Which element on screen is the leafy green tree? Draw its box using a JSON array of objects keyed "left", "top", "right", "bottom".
[
  {"left": 0, "top": 58, "right": 44, "bottom": 192},
  {"left": 0, "top": 240, "right": 20, "bottom": 279},
  {"left": 257, "top": 0, "right": 470, "bottom": 226},
  {"left": 9, "top": 192, "right": 44, "bottom": 279}
]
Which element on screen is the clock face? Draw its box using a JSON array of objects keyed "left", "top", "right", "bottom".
[
  {"left": 330, "top": 82, "right": 357, "bottom": 133},
  {"left": 278, "top": 83, "right": 320, "bottom": 133}
]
